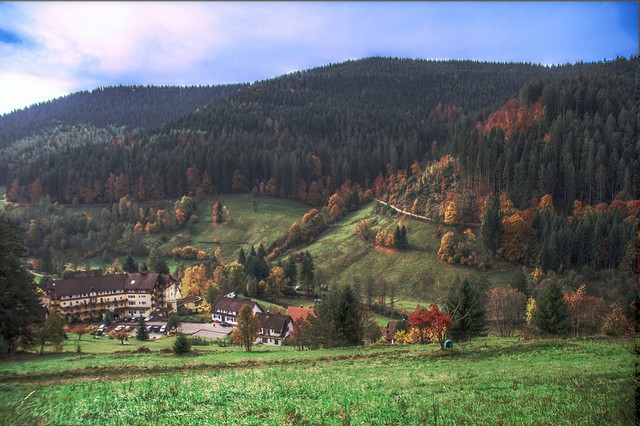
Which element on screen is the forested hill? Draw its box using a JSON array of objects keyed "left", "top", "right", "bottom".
[
  {"left": 2, "top": 56, "right": 637, "bottom": 209},
  {"left": 0, "top": 84, "right": 247, "bottom": 149}
]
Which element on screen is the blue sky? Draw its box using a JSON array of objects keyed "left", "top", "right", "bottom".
[{"left": 0, "top": 2, "right": 636, "bottom": 114}]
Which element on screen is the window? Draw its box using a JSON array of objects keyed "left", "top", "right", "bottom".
[{"left": 129, "top": 302, "right": 136, "bottom": 306}]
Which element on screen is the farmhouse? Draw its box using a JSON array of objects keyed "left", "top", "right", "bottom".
[
  {"left": 255, "top": 312, "right": 293, "bottom": 346},
  {"left": 44, "top": 273, "right": 180, "bottom": 322},
  {"left": 211, "top": 296, "right": 264, "bottom": 324}
]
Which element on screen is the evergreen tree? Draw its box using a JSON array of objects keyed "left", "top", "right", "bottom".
[
  {"left": 135, "top": 317, "right": 148, "bottom": 341},
  {"left": 481, "top": 195, "right": 501, "bottom": 257},
  {"left": 147, "top": 246, "right": 169, "bottom": 274},
  {"left": 533, "top": 278, "right": 571, "bottom": 335},
  {"left": 0, "top": 217, "right": 45, "bottom": 355},
  {"left": 284, "top": 256, "right": 297, "bottom": 288},
  {"left": 172, "top": 333, "right": 192, "bottom": 355},
  {"left": 300, "top": 252, "right": 315, "bottom": 295},
  {"left": 445, "top": 276, "right": 487, "bottom": 341},
  {"left": 103, "top": 310, "right": 112, "bottom": 326},
  {"left": 123, "top": 255, "right": 138, "bottom": 273},
  {"left": 306, "top": 284, "right": 371, "bottom": 347},
  {"left": 237, "top": 247, "right": 246, "bottom": 266}
]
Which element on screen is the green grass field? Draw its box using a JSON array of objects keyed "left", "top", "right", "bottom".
[
  {"left": 300, "top": 203, "right": 519, "bottom": 306},
  {"left": 0, "top": 337, "right": 634, "bottom": 425}
]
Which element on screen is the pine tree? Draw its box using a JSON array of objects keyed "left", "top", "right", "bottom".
[
  {"left": 300, "top": 252, "right": 315, "bottom": 295},
  {"left": 445, "top": 276, "right": 487, "bottom": 341},
  {"left": 135, "top": 317, "right": 148, "bottom": 341},
  {"left": 533, "top": 278, "right": 570, "bottom": 335},
  {"left": 172, "top": 333, "right": 192, "bottom": 354},
  {"left": 123, "top": 255, "right": 138, "bottom": 273},
  {"left": 237, "top": 248, "right": 246, "bottom": 266},
  {"left": 0, "top": 217, "right": 45, "bottom": 355},
  {"left": 147, "top": 246, "right": 169, "bottom": 274},
  {"left": 284, "top": 256, "right": 297, "bottom": 287},
  {"left": 481, "top": 195, "right": 501, "bottom": 257}
]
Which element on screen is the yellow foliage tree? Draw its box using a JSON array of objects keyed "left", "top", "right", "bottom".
[{"left": 182, "top": 264, "right": 208, "bottom": 297}]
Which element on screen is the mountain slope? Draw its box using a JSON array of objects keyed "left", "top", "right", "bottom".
[{"left": 0, "top": 84, "right": 247, "bottom": 149}]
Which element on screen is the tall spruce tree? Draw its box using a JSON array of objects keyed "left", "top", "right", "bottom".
[
  {"left": 135, "top": 317, "right": 149, "bottom": 341},
  {"left": 533, "top": 278, "right": 571, "bottom": 335},
  {"left": 0, "top": 217, "right": 45, "bottom": 355},
  {"left": 481, "top": 195, "right": 501, "bottom": 257},
  {"left": 445, "top": 276, "right": 487, "bottom": 341}
]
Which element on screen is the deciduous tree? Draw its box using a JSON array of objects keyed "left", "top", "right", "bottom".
[{"left": 232, "top": 305, "right": 258, "bottom": 352}]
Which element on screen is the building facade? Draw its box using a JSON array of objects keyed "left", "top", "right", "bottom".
[
  {"left": 45, "top": 273, "right": 179, "bottom": 322},
  {"left": 211, "top": 297, "right": 264, "bottom": 324}
]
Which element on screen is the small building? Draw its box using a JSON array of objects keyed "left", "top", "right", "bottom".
[
  {"left": 177, "top": 295, "right": 202, "bottom": 314},
  {"left": 254, "top": 312, "right": 293, "bottom": 346},
  {"left": 211, "top": 297, "right": 264, "bottom": 324},
  {"left": 285, "top": 305, "right": 316, "bottom": 323}
]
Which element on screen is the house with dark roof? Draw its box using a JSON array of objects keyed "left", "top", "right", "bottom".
[
  {"left": 254, "top": 312, "right": 293, "bottom": 346},
  {"left": 46, "top": 273, "right": 179, "bottom": 322},
  {"left": 285, "top": 305, "right": 316, "bottom": 323},
  {"left": 211, "top": 297, "right": 264, "bottom": 324}
]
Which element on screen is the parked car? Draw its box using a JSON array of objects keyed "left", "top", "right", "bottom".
[
  {"left": 144, "top": 316, "right": 154, "bottom": 322},
  {"left": 159, "top": 325, "right": 166, "bottom": 333},
  {"left": 124, "top": 325, "right": 132, "bottom": 332},
  {"left": 123, "top": 317, "right": 131, "bottom": 322},
  {"left": 98, "top": 324, "right": 106, "bottom": 331},
  {"left": 114, "top": 325, "right": 124, "bottom": 331},
  {"left": 220, "top": 321, "right": 231, "bottom": 327},
  {"left": 153, "top": 325, "right": 161, "bottom": 332},
  {"left": 146, "top": 325, "right": 153, "bottom": 333}
]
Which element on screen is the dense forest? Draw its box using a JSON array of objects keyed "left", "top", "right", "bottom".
[
  {"left": 1, "top": 56, "right": 637, "bottom": 275},
  {"left": 0, "top": 84, "right": 246, "bottom": 150}
]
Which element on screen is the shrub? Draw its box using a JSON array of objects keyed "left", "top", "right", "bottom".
[
  {"left": 137, "top": 346, "right": 151, "bottom": 353},
  {"left": 172, "top": 333, "right": 192, "bottom": 355}
]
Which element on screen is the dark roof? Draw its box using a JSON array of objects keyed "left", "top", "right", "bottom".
[
  {"left": 285, "top": 306, "right": 316, "bottom": 322},
  {"left": 255, "top": 312, "right": 292, "bottom": 337},
  {"left": 49, "top": 273, "right": 170, "bottom": 298},
  {"left": 213, "top": 297, "right": 263, "bottom": 314},
  {"left": 178, "top": 295, "right": 202, "bottom": 305}
]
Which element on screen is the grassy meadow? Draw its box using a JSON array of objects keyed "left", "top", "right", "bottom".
[
  {"left": 0, "top": 336, "right": 635, "bottom": 425},
  {"left": 302, "top": 203, "right": 519, "bottom": 306}
]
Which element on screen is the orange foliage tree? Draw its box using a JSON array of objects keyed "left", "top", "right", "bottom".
[{"left": 564, "top": 285, "right": 606, "bottom": 337}]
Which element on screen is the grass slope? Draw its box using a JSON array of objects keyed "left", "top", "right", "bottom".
[
  {"left": 299, "top": 203, "right": 519, "bottom": 307},
  {"left": 0, "top": 337, "right": 634, "bottom": 425}
]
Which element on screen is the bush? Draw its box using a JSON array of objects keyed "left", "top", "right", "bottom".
[
  {"left": 137, "top": 346, "right": 151, "bottom": 353},
  {"left": 172, "top": 333, "right": 192, "bottom": 355}
]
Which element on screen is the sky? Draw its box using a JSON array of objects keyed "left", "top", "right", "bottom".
[{"left": 0, "top": 2, "right": 637, "bottom": 115}]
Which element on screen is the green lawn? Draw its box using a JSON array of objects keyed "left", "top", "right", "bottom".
[
  {"left": 0, "top": 337, "right": 634, "bottom": 425},
  {"left": 301, "top": 203, "right": 519, "bottom": 304}
]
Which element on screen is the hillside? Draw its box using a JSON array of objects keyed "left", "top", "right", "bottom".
[
  {"left": 6, "top": 57, "right": 631, "bottom": 203},
  {"left": 0, "top": 84, "right": 247, "bottom": 150}
]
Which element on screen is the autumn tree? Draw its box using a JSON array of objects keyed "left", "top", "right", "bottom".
[
  {"left": 289, "top": 318, "right": 310, "bottom": 351},
  {"left": 212, "top": 201, "right": 228, "bottom": 225},
  {"left": 232, "top": 305, "right": 258, "bottom": 352},
  {"left": 486, "top": 287, "right": 527, "bottom": 337},
  {"left": 182, "top": 263, "right": 208, "bottom": 297},
  {"left": 408, "top": 304, "right": 452, "bottom": 349},
  {"left": 111, "top": 330, "right": 130, "bottom": 345},
  {"left": 564, "top": 285, "right": 606, "bottom": 336}
]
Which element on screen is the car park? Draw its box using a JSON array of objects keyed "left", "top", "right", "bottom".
[{"left": 114, "top": 325, "right": 124, "bottom": 331}]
